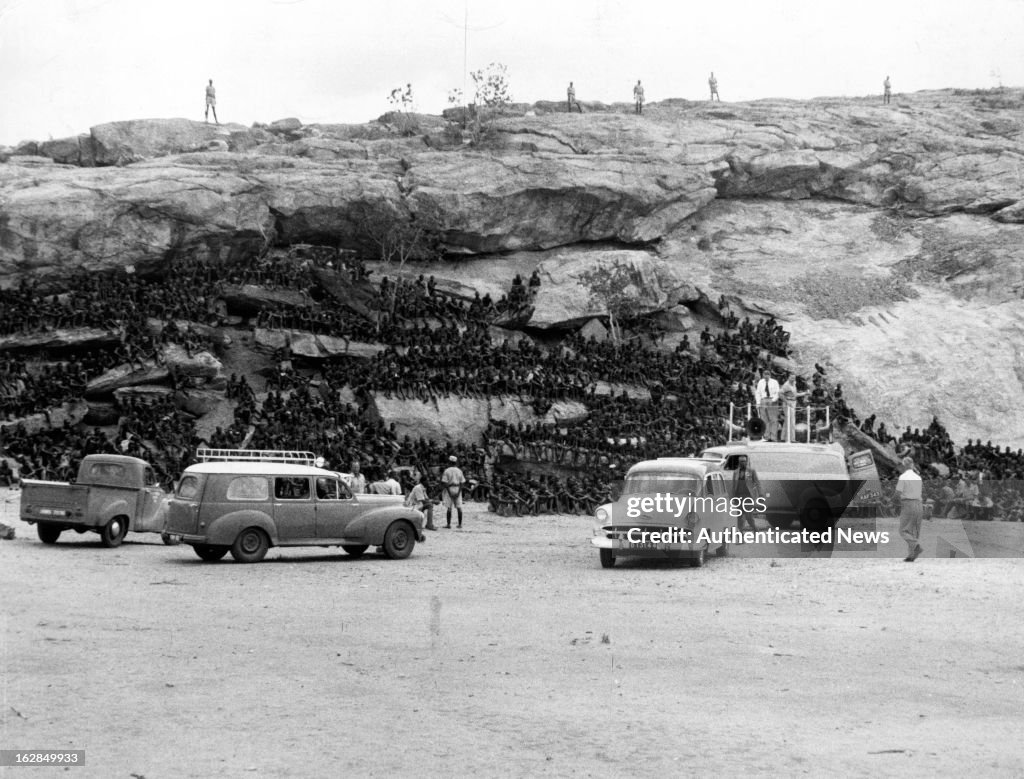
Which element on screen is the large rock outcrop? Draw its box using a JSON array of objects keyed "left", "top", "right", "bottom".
[{"left": 6, "top": 90, "right": 1024, "bottom": 445}]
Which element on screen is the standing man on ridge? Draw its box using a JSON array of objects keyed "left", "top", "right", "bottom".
[
  {"left": 633, "top": 79, "right": 645, "bottom": 114},
  {"left": 205, "top": 79, "right": 219, "bottom": 124},
  {"left": 709, "top": 71, "right": 720, "bottom": 101}
]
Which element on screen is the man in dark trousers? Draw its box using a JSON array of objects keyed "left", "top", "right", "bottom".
[{"left": 441, "top": 455, "right": 467, "bottom": 528}]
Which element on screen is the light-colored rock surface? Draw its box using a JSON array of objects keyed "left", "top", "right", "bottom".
[
  {"left": 7, "top": 93, "right": 1024, "bottom": 444},
  {"left": 253, "top": 329, "right": 387, "bottom": 359},
  {"left": 369, "top": 395, "right": 588, "bottom": 444},
  {"left": 0, "top": 328, "right": 123, "bottom": 352},
  {"left": 0, "top": 399, "right": 88, "bottom": 436},
  {"left": 86, "top": 346, "right": 225, "bottom": 395}
]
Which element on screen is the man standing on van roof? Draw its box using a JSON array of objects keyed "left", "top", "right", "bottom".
[
  {"left": 441, "top": 456, "right": 466, "bottom": 529},
  {"left": 896, "top": 457, "right": 923, "bottom": 562}
]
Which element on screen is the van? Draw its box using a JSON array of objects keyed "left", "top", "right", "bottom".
[{"left": 700, "top": 440, "right": 879, "bottom": 531}]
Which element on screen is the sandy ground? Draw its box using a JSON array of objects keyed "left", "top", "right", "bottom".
[{"left": 2, "top": 487, "right": 1024, "bottom": 778}]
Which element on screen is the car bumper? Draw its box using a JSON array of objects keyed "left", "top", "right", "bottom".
[{"left": 591, "top": 536, "right": 702, "bottom": 557}]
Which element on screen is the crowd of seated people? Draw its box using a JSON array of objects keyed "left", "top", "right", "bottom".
[{"left": 4, "top": 248, "right": 1024, "bottom": 522}]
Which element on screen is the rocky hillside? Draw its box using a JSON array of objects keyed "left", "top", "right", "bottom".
[{"left": 3, "top": 89, "right": 1024, "bottom": 447}]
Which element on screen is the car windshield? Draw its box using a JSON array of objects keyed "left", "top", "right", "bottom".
[{"left": 622, "top": 473, "right": 701, "bottom": 496}]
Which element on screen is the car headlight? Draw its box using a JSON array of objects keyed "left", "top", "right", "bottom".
[{"left": 595, "top": 507, "right": 609, "bottom": 523}]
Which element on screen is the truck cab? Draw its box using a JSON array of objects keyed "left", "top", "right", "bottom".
[{"left": 20, "top": 454, "right": 169, "bottom": 547}]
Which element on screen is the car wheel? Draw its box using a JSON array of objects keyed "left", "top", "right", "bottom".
[
  {"left": 37, "top": 523, "right": 62, "bottom": 544},
  {"left": 342, "top": 544, "right": 369, "bottom": 558},
  {"left": 99, "top": 516, "right": 128, "bottom": 548},
  {"left": 599, "top": 548, "right": 616, "bottom": 568},
  {"left": 161, "top": 532, "right": 182, "bottom": 546},
  {"left": 230, "top": 527, "right": 269, "bottom": 563},
  {"left": 690, "top": 546, "right": 706, "bottom": 568},
  {"left": 382, "top": 522, "right": 415, "bottom": 560},
  {"left": 800, "top": 500, "right": 833, "bottom": 533},
  {"left": 193, "top": 544, "right": 228, "bottom": 562}
]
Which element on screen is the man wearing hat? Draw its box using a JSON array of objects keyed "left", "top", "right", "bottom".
[
  {"left": 441, "top": 456, "right": 467, "bottom": 528},
  {"left": 896, "top": 456, "right": 923, "bottom": 562}
]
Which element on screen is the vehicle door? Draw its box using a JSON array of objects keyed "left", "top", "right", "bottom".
[
  {"left": 847, "top": 449, "right": 882, "bottom": 512},
  {"left": 272, "top": 476, "right": 316, "bottom": 540},
  {"left": 135, "top": 465, "right": 167, "bottom": 532},
  {"left": 313, "top": 477, "right": 359, "bottom": 539},
  {"left": 704, "top": 473, "right": 732, "bottom": 534}
]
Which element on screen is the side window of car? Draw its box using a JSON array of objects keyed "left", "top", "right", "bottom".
[
  {"left": 227, "top": 476, "right": 269, "bottom": 501},
  {"left": 144, "top": 467, "right": 160, "bottom": 487},
  {"left": 275, "top": 477, "right": 311, "bottom": 500},
  {"left": 177, "top": 475, "right": 201, "bottom": 499},
  {"left": 317, "top": 477, "right": 351, "bottom": 500}
]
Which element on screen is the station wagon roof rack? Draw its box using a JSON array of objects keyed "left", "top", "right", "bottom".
[{"left": 196, "top": 448, "right": 318, "bottom": 466}]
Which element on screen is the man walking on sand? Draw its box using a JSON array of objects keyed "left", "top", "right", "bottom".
[
  {"left": 205, "top": 79, "right": 219, "bottom": 124},
  {"left": 897, "top": 456, "right": 923, "bottom": 561}
]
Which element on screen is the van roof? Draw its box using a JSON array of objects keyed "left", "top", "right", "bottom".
[
  {"left": 630, "top": 458, "right": 716, "bottom": 476},
  {"left": 702, "top": 441, "right": 844, "bottom": 456},
  {"left": 183, "top": 462, "right": 336, "bottom": 477}
]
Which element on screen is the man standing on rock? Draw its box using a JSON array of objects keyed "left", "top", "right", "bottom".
[
  {"left": 441, "top": 455, "right": 467, "bottom": 528},
  {"left": 883, "top": 76, "right": 892, "bottom": 105},
  {"left": 709, "top": 72, "right": 720, "bottom": 101},
  {"left": 633, "top": 80, "right": 645, "bottom": 114},
  {"left": 567, "top": 81, "right": 580, "bottom": 113},
  {"left": 205, "top": 79, "right": 219, "bottom": 124},
  {"left": 897, "top": 456, "right": 923, "bottom": 561}
]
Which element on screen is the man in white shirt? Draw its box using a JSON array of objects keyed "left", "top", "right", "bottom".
[
  {"left": 346, "top": 461, "right": 367, "bottom": 495},
  {"left": 753, "top": 369, "right": 780, "bottom": 441},
  {"left": 896, "top": 456, "right": 923, "bottom": 561}
]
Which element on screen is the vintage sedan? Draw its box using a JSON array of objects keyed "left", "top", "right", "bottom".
[
  {"left": 165, "top": 453, "right": 424, "bottom": 563},
  {"left": 591, "top": 457, "right": 738, "bottom": 568}
]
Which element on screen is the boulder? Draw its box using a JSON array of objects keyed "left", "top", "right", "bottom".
[
  {"left": 163, "top": 346, "right": 226, "bottom": 388},
  {"left": 84, "top": 401, "right": 120, "bottom": 426},
  {"left": 528, "top": 249, "right": 700, "bottom": 329},
  {"left": 269, "top": 117, "right": 303, "bottom": 134},
  {"left": 38, "top": 134, "right": 92, "bottom": 166},
  {"left": 0, "top": 328, "right": 123, "bottom": 353},
  {"left": 86, "top": 362, "right": 170, "bottom": 396},
  {"left": 113, "top": 385, "right": 174, "bottom": 404},
  {"left": 252, "top": 329, "right": 387, "bottom": 359},
  {"left": 369, "top": 394, "right": 589, "bottom": 444},
  {"left": 89, "top": 118, "right": 249, "bottom": 165},
  {"left": 578, "top": 318, "right": 609, "bottom": 342},
  {"left": 173, "top": 389, "right": 223, "bottom": 417},
  {"left": 219, "top": 284, "right": 311, "bottom": 314}
]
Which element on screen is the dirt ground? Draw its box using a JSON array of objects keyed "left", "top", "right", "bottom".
[{"left": 2, "top": 488, "right": 1023, "bottom": 778}]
